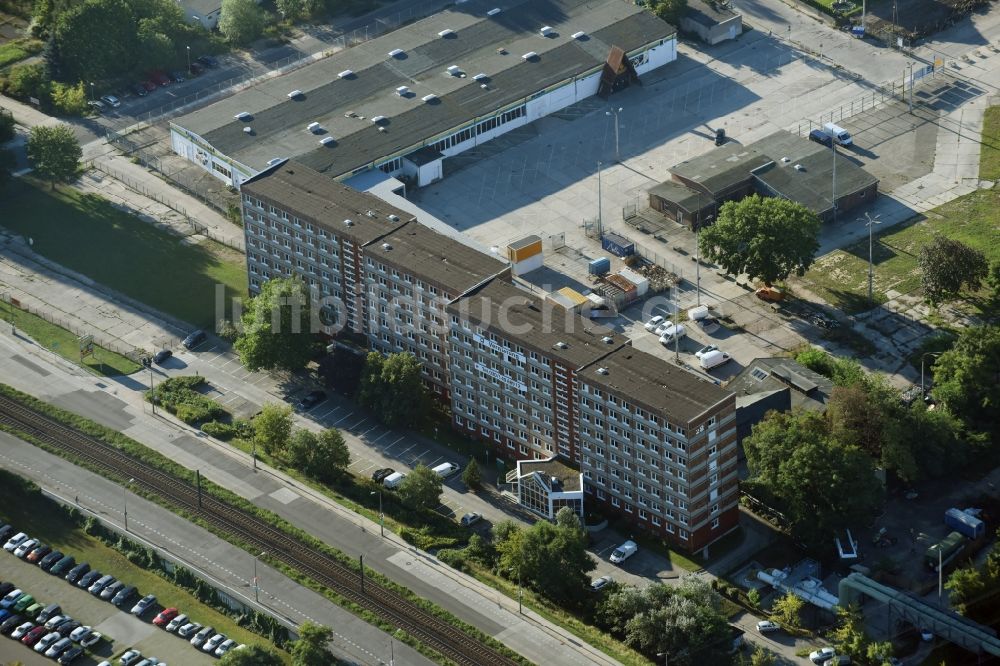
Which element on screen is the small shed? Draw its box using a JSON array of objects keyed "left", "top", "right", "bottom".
[{"left": 681, "top": 0, "right": 743, "bottom": 45}]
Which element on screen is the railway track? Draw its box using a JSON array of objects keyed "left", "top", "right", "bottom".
[{"left": 0, "top": 393, "right": 523, "bottom": 666}]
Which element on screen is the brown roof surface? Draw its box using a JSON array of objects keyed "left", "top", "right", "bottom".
[
  {"left": 579, "top": 345, "right": 733, "bottom": 423},
  {"left": 241, "top": 160, "right": 411, "bottom": 245},
  {"left": 365, "top": 221, "right": 508, "bottom": 294},
  {"left": 448, "top": 279, "right": 622, "bottom": 367}
]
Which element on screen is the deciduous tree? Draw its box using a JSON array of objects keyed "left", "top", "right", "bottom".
[
  {"left": 357, "top": 352, "right": 429, "bottom": 427},
  {"left": 744, "top": 410, "right": 883, "bottom": 550},
  {"left": 50, "top": 81, "right": 88, "bottom": 115},
  {"left": 931, "top": 325, "right": 1000, "bottom": 433},
  {"left": 26, "top": 124, "right": 80, "bottom": 188},
  {"left": 397, "top": 464, "right": 442, "bottom": 511},
  {"left": 219, "top": 0, "right": 266, "bottom": 45},
  {"left": 253, "top": 403, "right": 293, "bottom": 457},
  {"left": 771, "top": 591, "right": 804, "bottom": 629},
  {"left": 235, "top": 276, "right": 316, "bottom": 372},
  {"left": 698, "top": 194, "right": 821, "bottom": 286},
  {"left": 289, "top": 621, "right": 333, "bottom": 666},
  {"left": 461, "top": 459, "right": 481, "bottom": 490},
  {"left": 918, "top": 234, "right": 988, "bottom": 304},
  {"left": 308, "top": 428, "right": 350, "bottom": 483},
  {"left": 653, "top": 0, "right": 688, "bottom": 25},
  {"left": 218, "top": 645, "right": 283, "bottom": 666}
]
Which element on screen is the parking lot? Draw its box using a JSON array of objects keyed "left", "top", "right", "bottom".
[{"left": 0, "top": 545, "right": 214, "bottom": 665}]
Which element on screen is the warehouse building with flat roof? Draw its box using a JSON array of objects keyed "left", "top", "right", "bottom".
[{"left": 170, "top": 0, "right": 676, "bottom": 188}]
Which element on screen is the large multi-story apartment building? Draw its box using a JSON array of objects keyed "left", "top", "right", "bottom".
[
  {"left": 239, "top": 160, "right": 737, "bottom": 552},
  {"left": 578, "top": 347, "right": 738, "bottom": 551}
]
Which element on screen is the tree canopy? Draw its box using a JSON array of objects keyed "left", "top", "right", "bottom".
[
  {"left": 596, "top": 578, "right": 732, "bottom": 664},
  {"left": 698, "top": 194, "right": 821, "bottom": 286},
  {"left": 652, "top": 0, "right": 688, "bottom": 26},
  {"left": 357, "top": 352, "right": 429, "bottom": 427},
  {"left": 235, "top": 277, "right": 316, "bottom": 372},
  {"left": 289, "top": 621, "right": 334, "bottom": 666},
  {"left": 218, "top": 645, "right": 283, "bottom": 666},
  {"left": 219, "top": 0, "right": 266, "bottom": 45},
  {"left": 931, "top": 325, "right": 1000, "bottom": 433},
  {"left": 26, "top": 124, "right": 80, "bottom": 188},
  {"left": 397, "top": 464, "right": 442, "bottom": 511},
  {"left": 918, "top": 234, "right": 989, "bottom": 304},
  {"left": 743, "top": 410, "right": 883, "bottom": 549},
  {"left": 253, "top": 403, "right": 293, "bottom": 457}
]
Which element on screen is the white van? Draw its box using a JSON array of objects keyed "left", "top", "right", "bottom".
[
  {"left": 823, "top": 122, "right": 853, "bottom": 146},
  {"left": 383, "top": 472, "right": 406, "bottom": 489},
  {"left": 431, "top": 462, "right": 460, "bottom": 479},
  {"left": 699, "top": 349, "right": 732, "bottom": 370}
]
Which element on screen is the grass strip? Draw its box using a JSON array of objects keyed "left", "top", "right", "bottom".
[
  {"left": 0, "top": 300, "right": 140, "bottom": 376},
  {"left": 980, "top": 106, "right": 1000, "bottom": 181},
  {"left": 0, "top": 383, "right": 531, "bottom": 666}
]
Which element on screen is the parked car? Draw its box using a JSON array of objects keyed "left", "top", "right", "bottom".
[
  {"left": 810, "top": 647, "right": 837, "bottom": 664},
  {"left": 112, "top": 585, "right": 136, "bottom": 607},
  {"left": 0, "top": 589, "right": 23, "bottom": 609},
  {"left": 153, "top": 608, "right": 179, "bottom": 627},
  {"left": 189, "top": 62, "right": 204, "bottom": 76},
  {"left": 1, "top": 614, "right": 25, "bottom": 633},
  {"left": 69, "top": 626, "right": 91, "bottom": 643},
  {"left": 79, "top": 630, "right": 102, "bottom": 648},
  {"left": 169, "top": 70, "right": 186, "bottom": 83},
  {"left": 39, "top": 550, "right": 64, "bottom": 570},
  {"left": 196, "top": 55, "right": 219, "bottom": 68},
  {"left": 44, "top": 615, "right": 71, "bottom": 630},
  {"left": 76, "top": 571, "right": 101, "bottom": 589},
  {"left": 152, "top": 349, "right": 172, "bottom": 364},
  {"left": 653, "top": 321, "right": 672, "bottom": 336},
  {"left": 215, "top": 638, "right": 236, "bottom": 657},
  {"left": 87, "top": 100, "right": 105, "bottom": 113},
  {"left": 21, "top": 625, "right": 47, "bottom": 645},
  {"left": 119, "top": 649, "right": 143, "bottom": 666},
  {"left": 24, "top": 602, "right": 42, "bottom": 619},
  {"left": 100, "top": 581, "right": 125, "bottom": 601},
  {"left": 12, "top": 594, "right": 34, "bottom": 612},
  {"left": 0, "top": 583, "right": 12, "bottom": 598},
  {"left": 56, "top": 620, "right": 81, "bottom": 638},
  {"left": 58, "top": 645, "right": 84, "bottom": 664},
  {"left": 65, "top": 563, "right": 90, "bottom": 584},
  {"left": 658, "top": 324, "right": 687, "bottom": 345},
  {"left": 371, "top": 468, "right": 395, "bottom": 483},
  {"left": 131, "top": 595, "right": 156, "bottom": 616},
  {"left": 45, "top": 636, "right": 73, "bottom": 658},
  {"left": 643, "top": 315, "right": 665, "bottom": 331},
  {"left": 164, "top": 613, "right": 188, "bottom": 632},
  {"left": 26, "top": 544, "right": 51, "bottom": 563},
  {"left": 754, "top": 286, "right": 784, "bottom": 302},
  {"left": 190, "top": 625, "right": 214, "bottom": 647},
  {"left": 176, "top": 622, "right": 202, "bottom": 638},
  {"left": 808, "top": 128, "right": 833, "bottom": 147},
  {"left": 11, "top": 621, "right": 35, "bottom": 638},
  {"left": 590, "top": 575, "right": 613, "bottom": 591},
  {"left": 3, "top": 532, "right": 27, "bottom": 551},
  {"left": 36, "top": 604, "right": 61, "bottom": 624},
  {"left": 100, "top": 94, "right": 121, "bottom": 108},
  {"left": 460, "top": 512, "right": 481, "bottom": 527},
  {"left": 0, "top": 525, "right": 14, "bottom": 543},
  {"left": 297, "top": 389, "right": 325, "bottom": 410},
  {"left": 34, "top": 631, "right": 61, "bottom": 653},
  {"left": 698, "top": 350, "right": 731, "bottom": 370},
  {"left": 203, "top": 632, "right": 227, "bottom": 653},
  {"left": 823, "top": 657, "right": 851, "bottom": 666},
  {"left": 694, "top": 344, "right": 719, "bottom": 359},
  {"left": 49, "top": 555, "right": 75, "bottom": 576},
  {"left": 14, "top": 538, "right": 39, "bottom": 558},
  {"left": 756, "top": 620, "right": 780, "bottom": 634},
  {"left": 182, "top": 330, "right": 206, "bottom": 349},
  {"left": 432, "top": 462, "right": 460, "bottom": 478},
  {"left": 131, "top": 83, "right": 148, "bottom": 97},
  {"left": 89, "top": 574, "right": 116, "bottom": 595},
  {"left": 609, "top": 540, "right": 638, "bottom": 564}
]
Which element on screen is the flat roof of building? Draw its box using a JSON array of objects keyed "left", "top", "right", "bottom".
[
  {"left": 671, "top": 144, "right": 769, "bottom": 195},
  {"left": 365, "top": 221, "right": 508, "bottom": 294},
  {"left": 518, "top": 457, "right": 582, "bottom": 492},
  {"left": 580, "top": 345, "right": 732, "bottom": 422},
  {"left": 648, "top": 179, "right": 707, "bottom": 212},
  {"left": 448, "top": 278, "right": 622, "bottom": 367},
  {"left": 172, "top": 0, "right": 674, "bottom": 177},
  {"left": 241, "top": 160, "right": 412, "bottom": 245},
  {"left": 685, "top": 0, "right": 740, "bottom": 28}
]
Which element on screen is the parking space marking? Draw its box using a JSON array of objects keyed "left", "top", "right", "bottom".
[
  {"left": 316, "top": 405, "right": 341, "bottom": 420},
  {"left": 407, "top": 449, "right": 429, "bottom": 466},
  {"left": 425, "top": 454, "right": 443, "bottom": 468},
  {"left": 349, "top": 417, "right": 368, "bottom": 430},
  {"left": 360, "top": 425, "right": 379, "bottom": 437},
  {"left": 369, "top": 431, "right": 390, "bottom": 444},
  {"left": 394, "top": 444, "right": 415, "bottom": 459},
  {"left": 333, "top": 412, "right": 355, "bottom": 426},
  {"left": 383, "top": 436, "right": 407, "bottom": 451}
]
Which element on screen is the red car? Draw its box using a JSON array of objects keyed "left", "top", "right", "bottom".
[
  {"left": 152, "top": 608, "right": 179, "bottom": 627},
  {"left": 142, "top": 80, "right": 157, "bottom": 92},
  {"left": 149, "top": 71, "right": 171, "bottom": 87},
  {"left": 21, "top": 625, "right": 46, "bottom": 646}
]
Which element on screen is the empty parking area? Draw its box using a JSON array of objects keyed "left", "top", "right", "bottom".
[{"left": 0, "top": 551, "right": 214, "bottom": 665}]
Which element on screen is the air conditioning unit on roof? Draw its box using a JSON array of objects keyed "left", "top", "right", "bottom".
[
  {"left": 396, "top": 86, "right": 410, "bottom": 96},
  {"left": 572, "top": 31, "right": 587, "bottom": 39},
  {"left": 487, "top": 7, "right": 501, "bottom": 16},
  {"left": 421, "top": 94, "right": 438, "bottom": 102},
  {"left": 338, "top": 69, "right": 353, "bottom": 78},
  {"left": 287, "top": 90, "right": 303, "bottom": 98},
  {"left": 307, "top": 122, "right": 321, "bottom": 132},
  {"left": 319, "top": 136, "right": 335, "bottom": 145},
  {"left": 540, "top": 26, "right": 554, "bottom": 37},
  {"left": 438, "top": 28, "right": 454, "bottom": 37},
  {"left": 234, "top": 111, "right": 251, "bottom": 121},
  {"left": 522, "top": 51, "right": 538, "bottom": 60},
  {"left": 387, "top": 48, "right": 404, "bottom": 58},
  {"left": 472, "top": 73, "right": 487, "bottom": 81}
]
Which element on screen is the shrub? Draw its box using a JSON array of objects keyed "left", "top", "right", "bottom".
[
  {"left": 202, "top": 421, "right": 237, "bottom": 440},
  {"left": 149, "top": 375, "right": 228, "bottom": 425},
  {"left": 436, "top": 548, "right": 467, "bottom": 571}
]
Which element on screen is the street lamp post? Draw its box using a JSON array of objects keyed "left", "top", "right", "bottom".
[
  {"left": 253, "top": 551, "right": 266, "bottom": 603},
  {"left": 921, "top": 352, "right": 943, "bottom": 400},
  {"left": 508, "top": 567, "right": 522, "bottom": 613},
  {"left": 123, "top": 477, "right": 135, "bottom": 531},
  {"left": 186, "top": 46, "right": 191, "bottom": 75},
  {"left": 863, "top": 212, "right": 882, "bottom": 306},
  {"left": 148, "top": 364, "right": 156, "bottom": 415},
  {"left": 605, "top": 107, "right": 623, "bottom": 162},
  {"left": 370, "top": 490, "right": 384, "bottom": 537},
  {"left": 89, "top": 82, "right": 95, "bottom": 102}
]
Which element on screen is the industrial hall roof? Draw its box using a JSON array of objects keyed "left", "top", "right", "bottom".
[{"left": 172, "top": 0, "right": 675, "bottom": 178}]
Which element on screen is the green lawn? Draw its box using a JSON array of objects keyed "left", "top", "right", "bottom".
[
  {"left": 0, "top": 37, "right": 43, "bottom": 68},
  {"left": 980, "top": 107, "right": 1000, "bottom": 181},
  {"left": 0, "top": 300, "right": 141, "bottom": 375},
  {"left": 1, "top": 178, "right": 247, "bottom": 328},
  {"left": 796, "top": 188, "right": 1000, "bottom": 314},
  {"left": 0, "top": 471, "right": 286, "bottom": 661}
]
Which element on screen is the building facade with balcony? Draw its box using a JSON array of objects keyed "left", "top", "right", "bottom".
[{"left": 577, "top": 347, "right": 738, "bottom": 552}]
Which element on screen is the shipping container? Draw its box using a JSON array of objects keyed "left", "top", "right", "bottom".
[
  {"left": 925, "top": 531, "right": 965, "bottom": 571},
  {"left": 944, "top": 508, "right": 985, "bottom": 540},
  {"left": 601, "top": 233, "right": 635, "bottom": 258},
  {"left": 618, "top": 267, "right": 649, "bottom": 296},
  {"left": 588, "top": 257, "right": 611, "bottom": 276}
]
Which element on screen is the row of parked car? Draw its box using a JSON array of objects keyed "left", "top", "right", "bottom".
[
  {"left": 1, "top": 523, "right": 244, "bottom": 663},
  {"left": 92, "top": 56, "right": 221, "bottom": 111}
]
